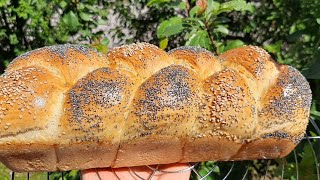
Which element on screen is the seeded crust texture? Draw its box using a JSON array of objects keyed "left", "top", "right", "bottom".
[{"left": 0, "top": 43, "right": 312, "bottom": 172}]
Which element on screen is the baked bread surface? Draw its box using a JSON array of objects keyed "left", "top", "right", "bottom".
[{"left": 0, "top": 43, "right": 312, "bottom": 172}]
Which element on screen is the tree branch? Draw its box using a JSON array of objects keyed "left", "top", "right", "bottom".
[
  {"left": 204, "top": 21, "right": 219, "bottom": 55},
  {"left": 184, "top": 0, "right": 190, "bottom": 17}
]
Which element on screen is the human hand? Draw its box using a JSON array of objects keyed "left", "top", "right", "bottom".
[{"left": 81, "top": 163, "right": 191, "bottom": 180}]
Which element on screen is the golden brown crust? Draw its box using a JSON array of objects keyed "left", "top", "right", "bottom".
[
  {"left": 218, "top": 46, "right": 278, "bottom": 80},
  {"left": 107, "top": 42, "right": 174, "bottom": 80},
  {"left": 116, "top": 65, "right": 202, "bottom": 167},
  {"left": 56, "top": 142, "right": 117, "bottom": 170},
  {"left": 231, "top": 138, "right": 297, "bottom": 160},
  {"left": 0, "top": 43, "right": 312, "bottom": 172},
  {"left": 199, "top": 68, "right": 256, "bottom": 139},
  {"left": 0, "top": 144, "right": 57, "bottom": 172},
  {"left": 7, "top": 44, "right": 109, "bottom": 85},
  {"left": 255, "top": 65, "right": 311, "bottom": 139},
  {"left": 168, "top": 46, "right": 223, "bottom": 78},
  {"left": 114, "top": 137, "right": 182, "bottom": 168},
  {"left": 60, "top": 67, "right": 137, "bottom": 144},
  {"left": 122, "top": 65, "right": 200, "bottom": 141},
  {"left": 218, "top": 46, "right": 280, "bottom": 102},
  {"left": 0, "top": 66, "right": 66, "bottom": 139},
  {"left": 183, "top": 137, "right": 242, "bottom": 162}
]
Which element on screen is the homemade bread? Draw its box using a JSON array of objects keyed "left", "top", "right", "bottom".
[{"left": 0, "top": 43, "right": 312, "bottom": 172}]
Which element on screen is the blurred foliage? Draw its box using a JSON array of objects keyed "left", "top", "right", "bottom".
[
  {"left": 0, "top": 0, "right": 320, "bottom": 179},
  {"left": 151, "top": 0, "right": 254, "bottom": 54},
  {"left": 0, "top": 163, "right": 79, "bottom": 180},
  {"left": 0, "top": 0, "right": 110, "bottom": 72},
  {"left": 0, "top": 0, "right": 178, "bottom": 71},
  {"left": 151, "top": 0, "right": 320, "bottom": 70}
]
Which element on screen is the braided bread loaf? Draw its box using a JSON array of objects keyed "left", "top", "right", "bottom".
[{"left": 0, "top": 43, "right": 311, "bottom": 172}]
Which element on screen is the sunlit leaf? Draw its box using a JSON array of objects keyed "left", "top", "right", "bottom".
[
  {"left": 80, "top": 29, "right": 93, "bottom": 37},
  {"left": 178, "top": 2, "right": 186, "bottom": 10},
  {"left": 84, "top": 4, "right": 99, "bottom": 12},
  {"left": 189, "top": 6, "right": 201, "bottom": 17},
  {"left": 147, "top": 0, "right": 170, "bottom": 6},
  {"left": 91, "top": 43, "right": 108, "bottom": 54},
  {"left": 9, "top": 34, "right": 18, "bottom": 45},
  {"left": 214, "top": 25, "right": 229, "bottom": 34},
  {"left": 204, "top": 0, "right": 220, "bottom": 19},
  {"left": 3, "top": 60, "right": 10, "bottom": 67},
  {"left": 157, "top": 17, "right": 184, "bottom": 38},
  {"left": 224, "top": 39, "right": 244, "bottom": 51},
  {"left": 219, "top": 0, "right": 254, "bottom": 14},
  {"left": 62, "top": 11, "right": 80, "bottom": 30},
  {"left": 311, "top": 110, "right": 320, "bottom": 117},
  {"left": 79, "top": 12, "right": 92, "bottom": 21},
  {"left": 101, "top": 38, "right": 109, "bottom": 46},
  {"left": 185, "top": 30, "right": 212, "bottom": 51},
  {"left": 263, "top": 40, "right": 282, "bottom": 54},
  {"left": 159, "top": 37, "right": 168, "bottom": 49},
  {"left": 59, "top": 1, "right": 67, "bottom": 8},
  {"left": 97, "top": 19, "right": 108, "bottom": 25}
]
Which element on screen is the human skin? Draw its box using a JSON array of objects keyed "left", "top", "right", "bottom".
[{"left": 81, "top": 163, "right": 191, "bottom": 180}]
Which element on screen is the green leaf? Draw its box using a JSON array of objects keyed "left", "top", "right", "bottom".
[
  {"left": 81, "top": 29, "right": 93, "bottom": 37},
  {"left": 101, "top": 38, "right": 109, "bottom": 46},
  {"left": 147, "top": 0, "right": 170, "bottom": 6},
  {"left": 0, "top": 0, "right": 7, "bottom": 7},
  {"left": 204, "top": 0, "right": 220, "bottom": 19},
  {"left": 219, "top": 0, "right": 254, "bottom": 14},
  {"left": 157, "top": 17, "right": 184, "bottom": 38},
  {"left": 84, "top": 4, "right": 99, "bottom": 13},
  {"left": 215, "top": 16, "right": 231, "bottom": 24},
  {"left": 79, "top": 12, "right": 92, "bottom": 21},
  {"left": 159, "top": 37, "right": 168, "bottom": 49},
  {"left": 0, "top": 29, "right": 6, "bottom": 38},
  {"left": 186, "top": 17, "right": 205, "bottom": 27},
  {"left": 9, "top": 34, "right": 19, "bottom": 45},
  {"left": 216, "top": 41, "right": 225, "bottom": 54},
  {"left": 197, "top": 19, "right": 206, "bottom": 27},
  {"left": 311, "top": 111, "right": 320, "bottom": 117},
  {"left": 263, "top": 40, "right": 282, "bottom": 54},
  {"left": 99, "top": 9, "right": 109, "bottom": 17},
  {"left": 59, "top": 1, "right": 67, "bottom": 8},
  {"left": 92, "top": 43, "right": 108, "bottom": 54},
  {"left": 3, "top": 60, "right": 10, "bottom": 67},
  {"left": 299, "top": 144, "right": 317, "bottom": 179},
  {"left": 214, "top": 25, "right": 229, "bottom": 34},
  {"left": 224, "top": 39, "right": 245, "bottom": 51},
  {"left": 185, "top": 30, "right": 212, "bottom": 50},
  {"left": 178, "top": 2, "right": 186, "bottom": 10},
  {"left": 70, "top": 170, "right": 78, "bottom": 176},
  {"left": 317, "top": 18, "right": 320, "bottom": 24},
  {"left": 62, "top": 11, "right": 80, "bottom": 30},
  {"left": 266, "top": 11, "right": 279, "bottom": 20},
  {"left": 310, "top": 131, "right": 317, "bottom": 137},
  {"left": 198, "top": 169, "right": 214, "bottom": 180},
  {"left": 97, "top": 19, "right": 108, "bottom": 25},
  {"left": 78, "top": 3, "right": 85, "bottom": 10},
  {"left": 213, "top": 165, "right": 220, "bottom": 173},
  {"left": 189, "top": 6, "right": 200, "bottom": 17}
]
